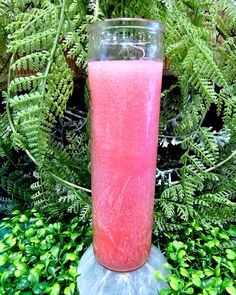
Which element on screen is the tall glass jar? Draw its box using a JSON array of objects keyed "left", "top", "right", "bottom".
[{"left": 88, "top": 18, "right": 164, "bottom": 272}]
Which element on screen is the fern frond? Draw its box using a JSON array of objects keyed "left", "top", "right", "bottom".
[
  {"left": 8, "top": 74, "right": 46, "bottom": 93},
  {"left": 1, "top": 170, "right": 33, "bottom": 201},
  {"left": 6, "top": 0, "right": 73, "bottom": 165},
  {"left": 0, "top": 113, "right": 13, "bottom": 159},
  {"left": 59, "top": 188, "right": 91, "bottom": 218},
  {"left": 199, "top": 127, "right": 219, "bottom": 160},
  {"left": 0, "top": 161, "right": 10, "bottom": 176},
  {"left": 11, "top": 52, "right": 50, "bottom": 72},
  {"left": 218, "top": 0, "right": 236, "bottom": 30},
  {"left": 8, "top": 29, "right": 57, "bottom": 55}
]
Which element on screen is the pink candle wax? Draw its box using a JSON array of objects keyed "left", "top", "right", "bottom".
[{"left": 89, "top": 60, "right": 163, "bottom": 272}]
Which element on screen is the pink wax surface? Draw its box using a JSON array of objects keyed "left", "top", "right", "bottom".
[{"left": 89, "top": 60, "right": 163, "bottom": 272}]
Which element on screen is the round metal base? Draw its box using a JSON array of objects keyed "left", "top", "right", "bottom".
[{"left": 77, "top": 245, "right": 170, "bottom": 295}]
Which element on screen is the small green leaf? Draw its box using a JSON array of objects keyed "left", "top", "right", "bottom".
[
  {"left": 195, "top": 270, "right": 204, "bottom": 278},
  {"left": 180, "top": 262, "right": 189, "bottom": 267},
  {"left": 71, "top": 233, "right": 79, "bottom": 241},
  {"left": 37, "top": 228, "right": 46, "bottom": 238},
  {"left": 227, "top": 226, "right": 236, "bottom": 237},
  {"left": 211, "top": 227, "right": 220, "bottom": 237},
  {"left": 192, "top": 273, "right": 201, "bottom": 287},
  {"left": 193, "top": 224, "right": 203, "bottom": 231},
  {"left": 51, "top": 245, "right": 60, "bottom": 258},
  {"left": 14, "top": 262, "right": 28, "bottom": 277},
  {"left": 180, "top": 267, "right": 189, "bottom": 277},
  {"left": 185, "top": 287, "right": 194, "bottom": 294},
  {"left": 50, "top": 283, "right": 60, "bottom": 295},
  {"left": 30, "top": 239, "right": 40, "bottom": 243},
  {"left": 63, "top": 243, "right": 73, "bottom": 251},
  {"left": 76, "top": 244, "right": 83, "bottom": 252},
  {"left": 204, "top": 277, "right": 222, "bottom": 288},
  {"left": 19, "top": 243, "right": 25, "bottom": 251},
  {"left": 8, "top": 265, "right": 16, "bottom": 275},
  {"left": 40, "top": 252, "right": 50, "bottom": 261},
  {"left": 6, "top": 236, "right": 17, "bottom": 248},
  {"left": 226, "top": 286, "right": 236, "bottom": 295},
  {"left": 48, "top": 266, "right": 56, "bottom": 275},
  {"left": 64, "top": 283, "right": 75, "bottom": 295},
  {"left": 32, "top": 282, "right": 49, "bottom": 294},
  {"left": 213, "top": 256, "right": 222, "bottom": 264},
  {"left": 222, "top": 278, "right": 233, "bottom": 289},
  {"left": 68, "top": 265, "right": 78, "bottom": 278},
  {"left": 204, "top": 268, "right": 214, "bottom": 277},
  {"left": 0, "top": 242, "right": 8, "bottom": 252},
  {"left": 154, "top": 270, "right": 165, "bottom": 281},
  {"left": 19, "top": 215, "right": 28, "bottom": 223},
  {"left": 54, "top": 222, "right": 62, "bottom": 231},
  {"left": 219, "top": 233, "right": 230, "bottom": 240},
  {"left": 12, "top": 224, "right": 22, "bottom": 234},
  {"left": 35, "top": 264, "right": 44, "bottom": 270},
  {"left": 202, "top": 260, "right": 207, "bottom": 269},
  {"left": 0, "top": 254, "right": 8, "bottom": 267},
  {"left": 215, "top": 278, "right": 223, "bottom": 287},
  {"left": 177, "top": 249, "right": 186, "bottom": 259},
  {"left": 12, "top": 210, "right": 21, "bottom": 215},
  {"left": 169, "top": 253, "right": 177, "bottom": 261},
  {"left": 28, "top": 268, "right": 41, "bottom": 284},
  {"left": 170, "top": 277, "right": 180, "bottom": 291},
  {"left": 215, "top": 264, "right": 220, "bottom": 277},
  {"left": 172, "top": 241, "right": 185, "bottom": 251},
  {"left": 16, "top": 275, "right": 29, "bottom": 290},
  {"left": 184, "top": 227, "right": 192, "bottom": 236},
  {"left": 47, "top": 224, "right": 55, "bottom": 233},
  {"left": 199, "top": 249, "right": 206, "bottom": 257},
  {"left": 25, "top": 228, "right": 35, "bottom": 238},
  {"left": 1, "top": 271, "right": 10, "bottom": 285},
  {"left": 226, "top": 249, "right": 236, "bottom": 261},
  {"left": 65, "top": 253, "right": 77, "bottom": 261},
  {"left": 14, "top": 269, "right": 26, "bottom": 278},
  {"left": 163, "top": 263, "right": 173, "bottom": 270},
  {"left": 227, "top": 261, "right": 235, "bottom": 274},
  {"left": 35, "top": 220, "right": 44, "bottom": 227},
  {"left": 187, "top": 255, "right": 195, "bottom": 261},
  {"left": 71, "top": 222, "right": 78, "bottom": 230}
]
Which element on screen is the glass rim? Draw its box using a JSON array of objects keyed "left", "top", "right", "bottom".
[{"left": 88, "top": 18, "right": 164, "bottom": 33}]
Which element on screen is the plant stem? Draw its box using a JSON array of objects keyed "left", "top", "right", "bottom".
[
  {"left": 50, "top": 172, "right": 92, "bottom": 193},
  {"left": 181, "top": 109, "right": 208, "bottom": 184},
  {"left": 28, "top": 151, "right": 92, "bottom": 193},
  {"left": 40, "top": 2, "right": 65, "bottom": 98},
  {"left": 206, "top": 150, "right": 236, "bottom": 173},
  {"left": 94, "top": 0, "right": 99, "bottom": 19},
  {"left": 6, "top": 54, "right": 16, "bottom": 133},
  {"left": 170, "top": 149, "right": 236, "bottom": 186},
  {"left": 0, "top": 54, "right": 11, "bottom": 75}
]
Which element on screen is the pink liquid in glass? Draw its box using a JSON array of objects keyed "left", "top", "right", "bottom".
[{"left": 89, "top": 60, "right": 163, "bottom": 272}]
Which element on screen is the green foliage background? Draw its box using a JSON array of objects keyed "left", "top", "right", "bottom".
[{"left": 0, "top": 0, "right": 235, "bottom": 231}]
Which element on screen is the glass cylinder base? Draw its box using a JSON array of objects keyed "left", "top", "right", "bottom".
[{"left": 77, "top": 245, "right": 170, "bottom": 295}]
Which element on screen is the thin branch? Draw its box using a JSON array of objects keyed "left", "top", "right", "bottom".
[
  {"left": 94, "top": 0, "right": 99, "bottom": 19},
  {"left": 206, "top": 150, "right": 236, "bottom": 173},
  {"left": 0, "top": 55, "right": 11, "bottom": 75},
  {"left": 40, "top": 2, "right": 64, "bottom": 99},
  {"left": 6, "top": 53, "right": 16, "bottom": 133},
  {"left": 169, "top": 150, "right": 236, "bottom": 186},
  {"left": 50, "top": 172, "right": 92, "bottom": 193}
]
